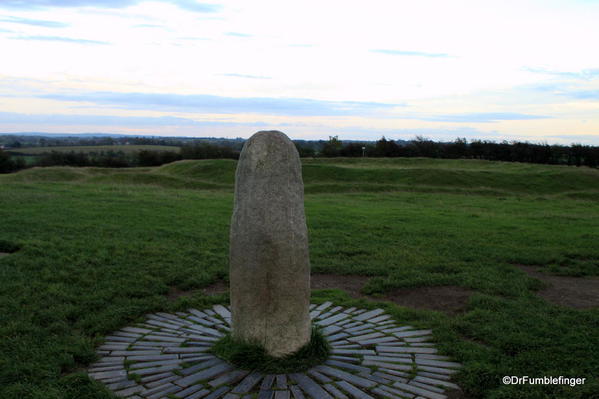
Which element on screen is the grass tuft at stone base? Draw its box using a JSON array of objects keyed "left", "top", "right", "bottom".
[{"left": 210, "top": 326, "right": 330, "bottom": 374}]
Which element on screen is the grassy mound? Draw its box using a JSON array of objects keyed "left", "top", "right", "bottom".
[
  {"left": 210, "top": 326, "right": 330, "bottom": 374},
  {"left": 3, "top": 157, "right": 598, "bottom": 196}
]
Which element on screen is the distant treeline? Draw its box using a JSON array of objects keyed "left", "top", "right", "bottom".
[
  {"left": 317, "top": 136, "right": 599, "bottom": 168},
  {"left": 0, "top": 134, "right": 244, "bottom": 150},
  {"left": 1, "top": 135, "right": 599, "bottom": 173},
  {"left": 0, "top": 142, "right": 240, "bottom": 173}
]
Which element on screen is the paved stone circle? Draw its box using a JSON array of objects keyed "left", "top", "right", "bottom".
[{"left": 89, "top": 302, "right": 462, "bottom": 399}]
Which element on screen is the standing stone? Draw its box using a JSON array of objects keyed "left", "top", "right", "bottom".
[{"left": 230, "top": 131, "right": 311, "bottom": 357}]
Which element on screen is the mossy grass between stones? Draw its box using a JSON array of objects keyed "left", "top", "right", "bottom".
[{"left": 210, "top": 325, "right": 330, "bottom": 374}]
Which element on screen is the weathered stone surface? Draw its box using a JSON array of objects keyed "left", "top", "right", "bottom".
[{"left": 230, "top": 131, "right": 311, "bottom": 357}]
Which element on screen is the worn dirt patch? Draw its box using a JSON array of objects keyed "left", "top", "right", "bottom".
[
  {"left": 167, "top": 280, "right": 229, "bottom": 301},
  {"left": 201, "top": 280, "right": 228, "bottom": 296},
  {"left": 0, "top": 252, "right": 9, "bottom": 258},
  {"left": 517, "top": 265, "right": 599, "bottom": 309},
  {"left": 382, "top": 286, "right": 472, "bottom": 315},
  {"left": 311, "top": 274, "right": 472, "bottom": 315},
  {"left": 167, "top": 286, "right": 195, "bottom": 301},
  {"left": 310, "top": 273, "right": 371, "bottom": 298}
]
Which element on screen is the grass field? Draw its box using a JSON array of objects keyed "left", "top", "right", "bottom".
[
  {"left": 8, "top": 144, "right": 180, "bottom": 155},
  {"left": 0, "top": 158, "right": 598, "bottom": 398}
]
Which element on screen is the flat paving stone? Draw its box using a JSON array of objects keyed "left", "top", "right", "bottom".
[
  {"left": 289, "top": 373, "right": 333, "bottom": 399},
  {"left": 316, "top": 301, "right": 333, "bottom": 311},
  {"left": 164, "top": 347, "right": 211, "bottom": 354},
  {"left": 274, "top": 391, "right": 290, "bottom": 399},
  {"left": 363, "top": 355, "right": 412, "bottom": 363},
  {"left": 322, "top": 325, "right": 344, "bottom": 335},
  {"left": 326, "top": 332, "right": 349, "bottom": 341},
  {"left": 404, "top": 336, "right": 432, "bottom": 343},
  {"left": 366, "top": 361, "right": 414, "bottom": 372},
  {"left": 258, "top": 390, "right": 273, "bottom": 399},
  {"left": 393, "top": 330, "right": 432, "bottom": 338},
  {"left": 276, "top": 374, "right": 287, "bottom": 389},
  {"left": 209, "top": 370, "right": 249, "bottom": 388},
  {"left": 318, "top": 313, "right": 350, "bottom": 326},
  {"left": 357, "top": 372, "right": 393, "bottom": 385},
  {"left": 89, "top": 304, "right": 461, "bottom": 399},
  {"left": 188, "top": 316, "right": 216, "bottom": 326},
  {"left": 335, "top": 380, "right": 376, "bottom": 399},
  {"left": 353, "top": 309, "right": 385, "bottom": 321},
  {"left": 115, "top": 385, "right": 145, "bottom": 396},
  {"left": 377, "top": 346, "right": 438, "bottom": 354},
  {"left": 413, "top": 359, "right": 462, "bottom": 369},
  {"left": 417, "top": 372, "right": 451, "bottom": 381},
  {"left": 173, "top": 384, "right": 207, "bottom": 398},
  {"left": 345, "top": 325, "right": 374, "bottom": 334},
  {"left": 174, "top": 363, "right": 234, "bottom": 388},
  {"left": 180, "top": 359, "right": 227, "bottom": 376},
  {"left": 260, "top": 375, "right": 276, "bottom": 390},
  {"left": 392, "top": 382, "right": 447, "bottom": 399},
  {"left": 324, "top": 383, "right": 349, "bottom": 399},
  {"left": 145, "top": 375, "right": 180, "bottom": 388},
  {"left": 315, "top": 366, "right": 377, "bottom": 389},
  {"left": 308, "top": 369, "right": 332, "bottom": 383},
  {"left": 106, "top": 379, "right": 137, "bottom": 390},
  {"left": 355, "top": 337, "right": 399, "bottom": 346},
  {"left": 289, "top": 385, "right": 305, "bottom": 399},
  {"left": 325, "top": 360, "right": 371, "bottom": 373},
  {"left": 374, "top": 385, "right": 417, "bottom": 399},
  {"left": 380, "top": 326, "right": 414, "bottom": 333},
  {"left": 409, "top": 381, "right": 445, "bottom": 394},
  {"left": 232, "top": 371, "right": 263, "bottom": 394},
  {"left": 415, "top": 365, "right": 459, "bottom": 375},
  {"left": 331, "top": 349, "right": 376, "bottom": 355},
  {"left": 368, "top": 315, "right": 392, "bottom": 324},
  {"left": 204, "top": 386, "right": 230, "bottom": 399},
  {"left": 140, "top": 372, "right": 175, "bottom": 384},
  {"left": 347, "top": 332, "right": 384, "bottom": 342},
  {"left": 130, "top": 359, "right": 184, "bottom": 370}
]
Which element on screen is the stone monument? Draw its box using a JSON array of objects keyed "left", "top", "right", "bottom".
[{"left": 229, "top": 130, "right": 311, "bottom": 357}]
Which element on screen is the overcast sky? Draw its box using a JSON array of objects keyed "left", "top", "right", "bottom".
[{"left": 1, "top": 0, "right": 598, "bottom": 143}]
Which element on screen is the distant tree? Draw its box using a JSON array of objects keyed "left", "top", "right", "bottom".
[
  {"left": 294, "top": 142, "right": 316, "bottom": 157},
  {"left": 321, "top": 136, "right": 342, "bottom": 157},
  {"left": 137, "top": 150, "right": 182, "bottom": 166},
  {"left": 410, "top": 136, "right": 439, "bottom": 157},
  {"left": 374, "top": 136, "right": 401, "bottom": 157},
  {"left": 0, "top": 149, "right": 26, "bottom": 173},
  {"left": 340, "top": 142, "right": 366, "bottom": 157},
  {"left": 443, "top": 137, "right": 468, "bottom": 159},
  {"left": 0, "top": 149, "right": 12, "bottom": 172},
  {"left": 180, "top": 143, "right": 238, "bottom": 159}
]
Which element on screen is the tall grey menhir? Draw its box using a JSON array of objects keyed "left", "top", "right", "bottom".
[{"left": 229, "top": 130, "right": 311, "bottom": 357}]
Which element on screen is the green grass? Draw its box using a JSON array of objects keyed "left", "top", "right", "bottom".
[
  {"left": 8, "top": 144, "right": 180, "bottom": 155},
  {"left": 211, "top": 326, "right": 330, "bottom": 374},
  {"left": 0, "top": 157, "right": 598, "bottom": 398}
]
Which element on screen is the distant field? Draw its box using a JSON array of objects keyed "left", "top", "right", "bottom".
[
  {"left": 0, "top": 158, "right": 597, "bottom": 399},
  {"left": 8, "top": 144, "right": 181, "bottom": 154}
]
